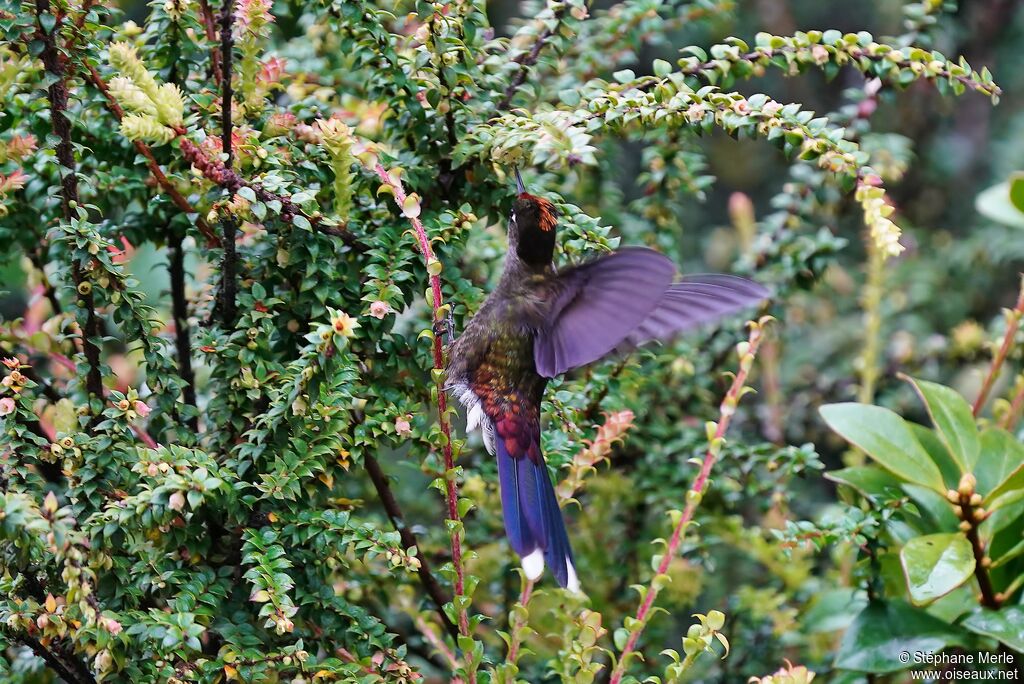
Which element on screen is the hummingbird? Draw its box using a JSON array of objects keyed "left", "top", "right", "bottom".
[{"left": 445, "top": 170, "right": 769, "bottom": 591}]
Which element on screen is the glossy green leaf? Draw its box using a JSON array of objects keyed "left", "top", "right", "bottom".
[
  {"left": 825, "top": 466, "right": 902, "bottom": 500},
  {"left": 977, "top": 428, "right": 1024, "bottom": 499},
  {"left": 900, "top": 533, "right": 975, "bottom": 604},
  {"left": 820, "top": 403, "right": 945, "bottom": 491},
  {"left": 981, "top": 430, "right": 1024, "bottom": 507},
  {"left": 910, "top": 423, "right": 961, "bottom": 489},
  {"left": 962, "top": 607, "right": 1024, "bottom": 651},
  {"left": 834, "top": 599, "right": 972, "bottom": 673},
  {"left": 903, "top": 376, "right": 979, "bottom": 473},
  {"left": 901, "top": 484, "right": 960, "bottom": 532}
]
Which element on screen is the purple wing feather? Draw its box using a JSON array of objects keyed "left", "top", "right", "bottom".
[
  {"left": 618, "top": 275, "right": 770, "bottom": 350},
  {"left": 534, "top": 250, "right": 769, "bottom": 377},
  {"left": 533, "top": 248, "right": 676, "bottom": 377}
]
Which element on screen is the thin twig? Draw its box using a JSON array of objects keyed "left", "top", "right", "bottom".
[
  {"left": 363, "top": 451, "right": 458, "bottom": 639},
  {"left": 80, "top": 64, "right": 220, "bottom": 246},
  {"left": 1, "top": 628, "right": 90, "bottom": 684},
  {"left": 167, "top": 229, "right": 198, "bottom": 430},
  {"left": 504, "top": 578, "right": 533, "bottom": 666},
  {"left": 370, "top": 162, "right": 474, "bottom": 672},
  {"left": 608, "top": 318, "right": 770, "bottom": 684},
  {"left": 414, "top": 613, "right": 461, "bottom": 672},
  {"left": 198, "top": 0, "right": 223, "bottom": 83},
  {"left": 496, "top": 6, "right": 567, "bottom": 112},
  {"left": 1000, "top": 374, "right": 1024, "bottom": 431},
  {"left": 219, "top": 0, "right": 238, "bottom": 327},
  {"left": 34, "top": 0, "right": 104, "bottom": 416},
  {"left": 177, "top": 136, "right": 363, "bottom": 248},
  {"left": 972, "top": 276, "right": 1024, "bottom": 417}
]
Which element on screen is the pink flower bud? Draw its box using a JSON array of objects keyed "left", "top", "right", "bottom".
[
  {"left": 395, "top": 417, "right": 412, "bottom": 437},
  {"left": 101, "top": 616, "right": 123, "bottom": 635},
  {"left": 0, "top": 397, "right": 15, "bottom": 416},
  {"left": 168, "top": 491, "right": 186, "bottom": 511},
  {"left": 134, "top": 400, "right": 151, "bottom": 418}
]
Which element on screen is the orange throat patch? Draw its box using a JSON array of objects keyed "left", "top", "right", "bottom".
[{"left": 520, "top": 193, "right": 558, "bottom": 232}]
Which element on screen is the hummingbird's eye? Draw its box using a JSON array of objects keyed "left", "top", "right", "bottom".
[{"left": 509, "top": 209, "right": 516, "bottom": 225}]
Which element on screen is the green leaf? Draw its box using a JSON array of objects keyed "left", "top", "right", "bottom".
[
  {"left": 825, "top": 466, "right": 902, "bottom": 500},
  {"left": 975, "top": 179, "right": 1024, "bottom": 229},
  {"left": 801, "top": 588, "right": 867, "bottom": 634},
  {"left": 1010, "top": 172, "right": 1024, "bottom": 214},
  {"left": 613, "top": 627, "right": 629, "bottom": 651},
  {"left": 900, "top": 533, "right": 975, "bottom": 605},
  {"left": 834, "top": 599, "right": 972, "bottom": 673},
  {"left": 979, "top": 428, "right": 1024, "bottom": 504},
  {"left": 558, "top": 89, "right": 581, "bottom": 107},
  {"left": 962, "top": 606, "right": 1024, "bottom": 651},
  {"left": 901, "top": 484, "right": 960, "bottom": 532},
  {"left": 909, "top": 423, "right": 960, "bottom": 490},
  {"left": 903, "top": 376, "right": 979, "bottom": 473},
  {"left": 820, "top": 404, "right": 946, "bottom": 492}
]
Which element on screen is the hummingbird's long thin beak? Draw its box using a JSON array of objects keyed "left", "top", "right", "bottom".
[{"left": 514, "top": 167, "right": 526, "bottom": 195}]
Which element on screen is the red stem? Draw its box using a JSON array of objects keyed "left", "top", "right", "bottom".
[
  {"left": 972, "top": 278, "right": 1024, "bottom": 417},
  {"left": 1002, "top": 379, "right": 1024, "bottom": 431},
  {"left": 371, "top": 164, "right": 472, "bottom": 646},
  {"left": 505, "top": 579, "right": 534, "bottom": 665},
  {"left": 608, "top": 319, "right": 768, "bottom": 684}
]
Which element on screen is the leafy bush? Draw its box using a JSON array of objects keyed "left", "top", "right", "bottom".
[{"left": 0, "top": 0, "right": 1020, "bottom": 682}]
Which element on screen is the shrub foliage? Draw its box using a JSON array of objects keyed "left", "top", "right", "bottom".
[{"left": 0, "top": 0, "right": 1020, "bottom": 682}]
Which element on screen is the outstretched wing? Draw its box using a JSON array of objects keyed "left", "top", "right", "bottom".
[
  {"left": 533, "top": 248, "right": 676, "bottom": 377},
  {"left": 533, "top": 249, "right": 768, "bottom": 377}
]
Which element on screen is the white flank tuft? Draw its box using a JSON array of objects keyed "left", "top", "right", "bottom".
[
  {"left": 521, "top": 549, "right": 545, "bottom": 580},
  {"left": 481, "top": 418, "right": 496, "bottom": 455},
  {"left": 466, "top": 403, "right": 483, "bottom": 432},
  {"left": 565, "top": 559, "right": 581, "bottom": 594}
]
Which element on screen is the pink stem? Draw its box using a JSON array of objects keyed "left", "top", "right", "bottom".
[
  {"left": 608, "top": 320, "right": 768, "bottom": 684},
  {"left": 415, "top": 614, "right": 461, "bottom": 673},
  {"left": 505, "top": 579, "right": 534, "bottom": 665},
  {"left": 972, "top": 278, "right": 1024, "bottom": 417},
  {"left": 371, "top": 164, "right": 473, "bottom": 653}
]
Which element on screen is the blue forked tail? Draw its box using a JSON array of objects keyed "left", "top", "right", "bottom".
[{"left": 495, "top": 437, "right": 579, "bottom": 591}]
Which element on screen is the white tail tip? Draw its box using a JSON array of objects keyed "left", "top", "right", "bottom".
[
  {"left": 565, "top": 559, "right": 581, "bottom": 594},
  {"left": 521, "top": 549, "right": 544, "bottom": 581}
]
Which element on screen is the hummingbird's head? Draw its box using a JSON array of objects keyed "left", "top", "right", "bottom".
[{"left": 509, "top": 169, "right": 557, "bottom": 267}]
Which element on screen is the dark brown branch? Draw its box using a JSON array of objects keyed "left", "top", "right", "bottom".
[
  {"left": 1, "top": 628, "right": 91, "bottom": 684},
  {"left": 81, "top": 64, "right": 221, "bottom": 247},
  {"left": 954, "top": 479, "right": 1002, "bottom": 609},
  {"left": 219, "top": 0, "right": 238, "bottom": 328},
  {"left": 362, "top": 452, "right": 458, "bottom": 639},
  {"left": 496, "top": 8, "right": 567, "bottom": 112},
  {"left": 168, "top": 228, "right": 198, "bottom": 430},
  {"left": 34, "top": 0, "right": 104, "bottom": 413}
]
